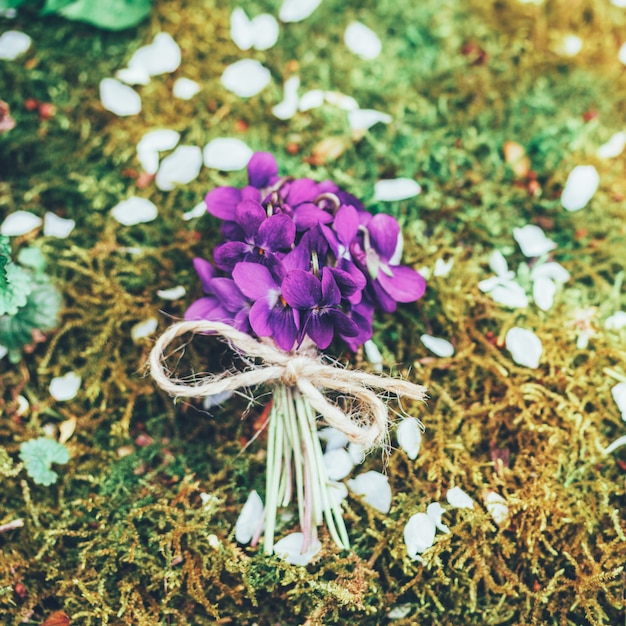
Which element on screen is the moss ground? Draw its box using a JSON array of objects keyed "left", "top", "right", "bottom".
[{"left": 1, "top": 0, "right": 625, "bottom": 624}]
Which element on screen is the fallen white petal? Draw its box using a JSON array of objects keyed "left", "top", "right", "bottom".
[
  {"left": 619, "top": 42, "right": 626, "bottom": 65},
  {"left": 328, "top": 481, "right": 348, "bottom": 506},
  {"left": 324, "top": 91, "right": 359, "bottom": 111},
  {"left": 533, "top": 275, "right": 556, "bottom": 311},
  {"left": 484, "top": 491, "right": 509, "bottom": 526},
  {"left": 489, "top": 250, "right": 510, "bottom": 277},
  {"left": 0, "top": 30, "right": 31, "bottom": 60},
  {"left": 99, "top": 78, "right": 141, "bottom": 116},
  {"left": 559, "top": 34, "right": 582, "bottom": 57},
  {"left": 426, "top": 502, "right": 450, "bottom": 533},
  {"left": 373, "top": 178, "right": 421, "bottom": 202},
  {"left": 363, "top": 339, "right": 383, "bottom": 372},
  {"left": 183, "top": 201, "right": 207, "bottom": 221},
  {"left": 156, "top": 285, "right": 186, "bottom": 300},
  {"left": 273, "top": 532, "right": 321, "bottom": 565},
  {"left": 433, "top": 257, "right": 454, "bottom": 277},
  {"left": 137, "top": 149, "right": 159, "bottom": 175},
  {"left": 173, "top": 77, "right": 201, "bottom": 100},
  {"left": 388, "top": 605, "right": 413, "bottom": 620},
  {"left": 1, "top": 211, "right": 43, "bottom": 236},
  {"left": 250, "top": 13, "right": 280, "bottom": 50},
  {"left": 505, "top": 326, "right": 542, "bottom": 368},
  {"left": 397, "top": 418, "right": 422, "bottom": 460},
  {"left": 131, "top": 318, "right": 158, "bottom": 341},
  {"left": 0, "top": 345, "right": 8, "bottom": 360},
  {"left": 230, "top": 7, "right": 253, "bottom": 50},
  {"left": 129, "top": 32, "right": 181, "bottom": 76},
  {"left": 477, "top": 275, "right": 503, "bottom": 293},
  {"left": 530, "top": 261, "right": 570, "bottom": 283},
  {"left": 446, "top": 486, "right": 474, "bottom": 509},
  {"left": 138, "top": 129, "right": 181, "bottom": 154},
  {"left": 347, "top": 470, "right": 392, "bottom": 513},
  {"left": 612, "top": 382, "right": 626, "bottom": 420},
  {"left": 420, "top": 334, "right": 454, "bottom": 357},
  {"left": 203, "top": 138, "right": 253, "bottom": 171},
  {"left": 156, "top": 146, "right": 203, "bottom": 191},
  {"left": 347, "top": 442, "right": 365, "bottom": 465},
  {"left": 611, "top": 0, "right": 626, "bottom": 6},
  {"left": 272, "top": 76, "right": 301, "bottom": 120},
  {"left": 279, "top": 0, "right": 322, "bottom": 22},
  {"left": 318, "top": 426, "right": 349, "bottom": 451},
  {"left": 49, "top": 372, "right": 81, "bottom": 401},
  {"left": 490, "top": 281, "right": 530, "bottom": 308},
  {"left": 111, "top": 197, "right": 158, "bottom": 226},
  {"left": 203, "top": 390, "right": 234, "bottom": 409},
  {"left": 298, "top": 89, "right": 325, "bottom": 111},
  {"left": 605, "top": 311, "right": 626, "bottom": 330},
  {"left": 561, "top": 165, "right": 599, "bottom": 212},
  {"left": 597, "top": 131, "right": 626, "bottom": 159},
  {"left": 348, "top": 108, "right": 391, "bottom": 131},
  {"left": 235, "top": 490, "right": 264, "bottom": 544},
  {"left": 344, "top": 21, "right": 382, "bottom": 60},
  {"left": 43, "top": 212, "right": 75, "bottom": 238},
  {"left": 323, "top": 448, "right": 354, "bottom": 481},
  {"left": 513, "top": 224, "right": 556, "bottom": 258},
  {"left": 404, "top": 512, "right": 436, "bottom": 558},
  {"left": 115, "top": 66, "right": 150, "bottom": 86},
  {"left": 221, "top": 59, "right": 271, "bottom": 98}
]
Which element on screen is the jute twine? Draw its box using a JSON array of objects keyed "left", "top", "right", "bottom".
[{"left": 149, "top": 320, "right": 427, "bottom": 449}]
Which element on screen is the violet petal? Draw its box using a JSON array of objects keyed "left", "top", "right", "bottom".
[
  {"left": 247, "top": 152, "right": 278, "bottom": 188},
  {"left": 205, "top": 187, "right": 241, "bottom": 220},
  {"left": 334, "top": 204, "right": 359, "bottom": 247},
  {"left": 293, "top": 203, "right": 333, "bottom": 230},
  {"left": 193, "top": 258, "right": 216, "bottom": 293},
  {"left": 285, "top": 178, "right": 319, "bottom": 206},
  {"left": 256, "top": 213, "right": 296, "bottom": 251},
  {"left": 307, "top": 313, "right": 334, "bottom": 349},
  {"left": 185, "top": 298, "right": 226, "bottom": 321},
  {"left": 249, "top": 298, "right": 273, "bottom": 336},
  {"left": 282, "top": 270, "right": 321, "bottom": 308},
  {"left": 210, "top": 278, "right": 247, "bottom": 311},
  {"left": 329, "top": 309, "right": 359, "bottom": 337},
  {"left": 268, "top": 306, "right": 298, "bottom": 351},
  {"left": 320, "top": 267, "right": 341, "bottom": 305},
  {"left": 232, "top": 262, "right": 278, "bottom": 300},
  {"left": 235, "top": 199, "right": 266, "bottom": 238},
  {"left": 368, "top": 213, "right": 401, "bottom": 261},
  {"left": 213, "top": 241, "right": 251, "bottom": 271},
  {"left": 377, "top": 265, "right": 426, "bottom": 303}
]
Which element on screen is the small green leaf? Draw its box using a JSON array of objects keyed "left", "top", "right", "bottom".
[
  {"left": 40, "top": 0, "right": 74, "bottom": 14},
  {"left": 57, "top": 0, "right": 152, "bottom": 30},
  {"left": 19, "top": 437, "right": 70, "bottom": 486}
]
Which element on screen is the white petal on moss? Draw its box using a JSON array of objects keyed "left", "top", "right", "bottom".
[
  {"left": 404, "top": 512, "right": 436, "bottom": 558},
  {"left": 373, "top": 178, "right": 421, "bottom": 202},
  {"left": 221, "top": 59, "right": 271, "bottom": 98},
  {"left": 203, "top": 390, "right": 234, "bottom": 409},
  {"left": 348, "top": 108, "right": 391, "bottom": 131},
  {"left": 489, "top": 250, "right": 510, "bottom": 277},
  {"left": 323, "top": 448, "right": 354, "bottom": 481},
  {"left": 115, "top": 66, "right": 150, "bottom": 86},
  {"left": 183, "top": 201, "right": 207, "bottom": 221},
  {"left": 559, "top": 34, "right": 582, "bottom": 57},
  {"left": 235, "top": 490, "right": 264, "bottom": 544},
  {"left": 279, "top": 0, "right": 322, "bottom": 22},
  {"left": 619, "top": 42, "right": 626, "bottom": 65},
  {"left": 426, "top": 502, "right": 450, "bottom": 533},
  {"left": 0, "top": 345, "right": 8, "bottom": 360},
  {"left": 111, "top": 197, "right": 158, "bottom": 226},
  {"left": 347, "top": 442, "right": 365, "bottom": 465},
  {"left": 344, "top": 21, "right": 382, "bottom": 60},
  {"left": 173, "top": 77, "right": 201, "bottom": 100},
  {"left": 561, "top": 165, "right": 599, "bottom": 212},
  {"left": 364, "top": 339, "right": 383, "bottom": 372},
  {"left": 99, "top": 78, "right": 141, "bottom": 116},
  {"left": 230, "top": 7, "right": 253, "bottom": 50},
  {"left": 388, "top": 605, "right": 413, "bottom": 620},
  {"left": 433, "top": 257, "right": 454, "bottom": 277},
  {"left": 348, "top": 470, "right": 392, "bottom": 513},
  {"left": 318, "top": 426, "right": 349, "bottom": 451},
  {"left": 0, "top": 30, "right": 31, "bottom": 60},
  {"left": 530, "top": 261, "right": 570, "bottom": 284},
  {"left": 490, "top": 281, "right": 529, "bottom": 308},
  {"left": 328, "top": 481, "right": 348, "bottom": 506},
  {"left": 612, "top": 382, "right": 626, "bottom": 420},
  {"left": 251, "top": 13, "right": 280, "bottom": 50},
  {"left": 484, "top": 491, "right": 509, "bottom": 526},
  {"left": 138, "top": 129, "right": 181, "bottom": 154},
  {"left": 137, "top": 149, "right": 159, "bottom": 175},
  {"left": 446, "top": 486, "right": 474, "bottom": 509},
  {"left": 324, "top": 91, "right": 359, "bottom": 111},
  {"left": 298, "top": 89, "right": 325, "bottom": 111},
  {"left": 272, "top": 76, "right": 300, "bottom": 120},
  {"left": 533, "top": 276, "right": 557, "bottom": 312},
  {"left": 131, "top": 318, "right": 158, "bottom": 341},
  {"left": 605, "top": 311, "right": 626, "bottom": 330},
  {"left": 420, "top": 334, "right": 454, "bottom": 357},
  {"left": 513, "top": 224, "right": 556, "bottom": 258},
  {"left": 1, "top": 211, "right": 43, "bottom": 236},
  {"left": 597, "top": 131, "right": 626, "bottom": 159},
  {"left": 156, "top": 285, "right": 186, "bottom": 300},
  {"left": 611, "top": 0, "right": 626, "bottom": 6},
  {"left": 49, "top": 372, "right": 81, "bottom": 401},
  {"left": 505, "top": 326, "right": 542, "bottom": 368},
  {"left": 397, "top": 418, "right": 422, "bottom": 460},
  {"left": 129, "top": 32, "right": 181, "bottom": 76},
  {"left": 156, "top": 146, "right": 203, "bottom": 191},
  {"left": 203, "top": 138, "right": 253, "bottom": 171},
  {"left": 43, "top": 212, "right": 75, "bottom": 238},
  {"left": 273, "top": 532, "right": 321, "bottom": 565}
]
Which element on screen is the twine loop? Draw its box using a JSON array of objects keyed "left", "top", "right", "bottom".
[{"left": 149, "top": 320, "right": 427, "bottom": 449}]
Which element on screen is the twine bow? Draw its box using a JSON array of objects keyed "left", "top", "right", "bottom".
[{"left": 149, "top": 320, "right": 427, "bottom": 448}]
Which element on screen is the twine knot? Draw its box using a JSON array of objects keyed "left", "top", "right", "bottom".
[{"left": 149, "top": 320, "right": 427, "bottom": 449}]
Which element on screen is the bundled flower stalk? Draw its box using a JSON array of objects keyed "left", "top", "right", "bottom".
[{"left": 150, "top": 153, "right": 427, "bottom": 556}]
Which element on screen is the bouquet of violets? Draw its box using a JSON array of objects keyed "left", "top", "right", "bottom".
[{"left": 150, "top": 152, "right": 427, "bottom": 556}]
